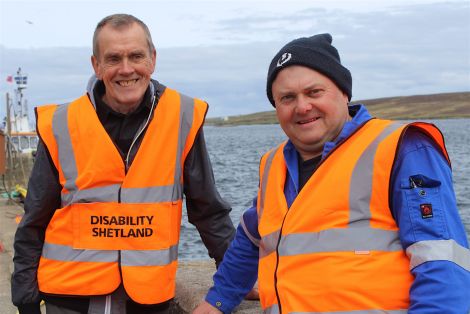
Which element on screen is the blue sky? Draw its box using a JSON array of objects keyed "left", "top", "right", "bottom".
[{"left": 0, "top": 0, "right": 469, "bottom": 119}]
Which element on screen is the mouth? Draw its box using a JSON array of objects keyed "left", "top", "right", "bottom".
[
  {"left": 117, "top": 79, "right": 139, "bottom": 87},
  {"left": 297, "top": 117, "right": 319, "bottom": 125}
]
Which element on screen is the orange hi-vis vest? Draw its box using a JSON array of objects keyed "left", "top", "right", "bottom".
[
  {"left": 257, "top": 119, "right": 449, "bottom": 314},
  {"left": 36, "top": 87, "right": 207, "bottom": 304}
]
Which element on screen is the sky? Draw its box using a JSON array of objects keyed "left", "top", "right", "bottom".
[{"left": 0, "top": 0, "right": 469, "bottom": 120}]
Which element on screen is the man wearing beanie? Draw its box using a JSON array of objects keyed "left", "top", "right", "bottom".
[{"left": 193, "top": 34, "right": 470, "bottom": 314}]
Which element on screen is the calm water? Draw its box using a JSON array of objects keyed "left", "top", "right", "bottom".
[{"left": 179, "top": 118, "right": 470, "bottom": 260}]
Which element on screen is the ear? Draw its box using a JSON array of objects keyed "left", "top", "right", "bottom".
[
  {"left": 342, "top": 92, "right": 349, "bottom": 105},
  {"left": 150, "top": 49, "right": 157, "bottom": 74},
  {"left": 91, "top": 55, "right": 101, "bottom": 79}
]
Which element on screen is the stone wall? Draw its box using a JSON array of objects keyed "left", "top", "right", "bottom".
[{"left": 174, "top": 261, "right": 260, "bottom": 313}]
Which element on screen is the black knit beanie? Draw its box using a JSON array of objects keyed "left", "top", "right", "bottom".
[{"left": 266, "top": 33, "right": 352, "bottom": 106}]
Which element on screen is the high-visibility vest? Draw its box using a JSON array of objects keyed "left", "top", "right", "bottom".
[
  {"left": 36, "top": 87, "right": 207, "bottom": 304},
  {"left": 257, "top": 119, "right": 449, "bottom": 314}
]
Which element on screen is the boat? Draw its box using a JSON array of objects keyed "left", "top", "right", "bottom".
[
  {"left": 1, "top": 67, "right": 37, "bottom": 198},
  {"left": 9, "top": 131, "right": 38, "bottom": 155},
  {"left": 5, "top": 67, "right": 38, "bottom": 156}
]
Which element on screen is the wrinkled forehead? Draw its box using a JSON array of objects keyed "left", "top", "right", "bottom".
[{"left": 94, "top": 23, "right": 151, "bottom": 57}]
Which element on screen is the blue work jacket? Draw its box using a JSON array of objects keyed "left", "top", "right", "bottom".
[{"left": 206, "top": 105, "right": 470, "bottom": 313}]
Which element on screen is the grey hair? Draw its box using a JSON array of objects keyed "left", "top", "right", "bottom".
[{"left": 92, "top": 14, "right": 155, "bottom": 57}]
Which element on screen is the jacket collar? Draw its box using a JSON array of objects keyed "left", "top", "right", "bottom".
[{"left": 86, "top": 74, "right": 157, "bottom": 111}]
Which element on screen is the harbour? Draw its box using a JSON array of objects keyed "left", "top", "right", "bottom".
[{"left": 0, "top": 68, "right": 469, "bottom": 313}]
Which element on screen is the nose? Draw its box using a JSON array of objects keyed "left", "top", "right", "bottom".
[
  {"left": 119, "top": 58, "right": 134, "bottom": 75},
  {"left": 295, "top": 95, "right": 313, "bottom": 114}
]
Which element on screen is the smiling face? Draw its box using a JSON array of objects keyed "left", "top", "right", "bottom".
[
  {"left": 91, "top": 22, "right": 156, "bottom": 114},
  {"left": 272, "top": 65, "right": 350, "bottom": 160}
]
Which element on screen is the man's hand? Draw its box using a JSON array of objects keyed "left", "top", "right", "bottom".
[
  {"left": 192, "top": 300, "right": 223, "bottom": 314},
  {"left": 244, "top": 286, "right": 259, "bottom": 300}
]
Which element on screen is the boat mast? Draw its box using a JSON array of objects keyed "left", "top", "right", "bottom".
[
  {"left": 3, "top": 68, "right": 32, "bottom": 196},
  {"left": 12, "top": 67, "right": 29, "bottom": 133}
]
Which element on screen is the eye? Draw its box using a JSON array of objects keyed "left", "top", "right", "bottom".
[
  {"left": 307, "top": 89, "right": 322, "bottom": 97},
  {"left": 105, "top": 55, "right": 121, "bottom": 65},
  {"left": 130, "top": 53, "right": 145, "bottom": 62},
  {"left": 280, "top": 94, "right": 295, "bottom": 103}
]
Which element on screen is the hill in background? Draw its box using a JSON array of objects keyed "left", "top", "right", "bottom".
[{"left": 206, "top": 91, "right": 470, "bottom": 126}]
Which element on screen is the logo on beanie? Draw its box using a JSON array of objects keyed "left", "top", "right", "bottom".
[{"left": 277, "top": 52, "right": 292, "bottom": 67}]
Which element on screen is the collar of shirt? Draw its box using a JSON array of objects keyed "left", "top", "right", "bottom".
[
  {"left": 321, "top": 104, "right": 371, "bottom": 159},
  {"left": 298, "top": 153, "right": 322, "bottom": 191}
]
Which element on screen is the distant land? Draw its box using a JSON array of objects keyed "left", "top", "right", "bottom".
[{"left": 206, "top": 92, "right": 470, "bottom": 126}]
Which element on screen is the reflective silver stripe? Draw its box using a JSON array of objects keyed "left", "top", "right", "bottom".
[
  {"left": 42, "top": 242, "right": 118, "bottom": 262},
  {"left": 174, "top": 93, "right": 194, "bottom": 199},
  {"left": 260, "top": 229, "right": 281, "bottom": 258},
  {"left": 52, "top": 103, "right": 79, "bottom": 195},
  {"left": 289, "top": 310, "right": 407, "bottom": 314},
  {"left": 240, "top": 213, "right": 260, "bottom": 247},
  {"left": 121, "top": 184, "right": 183, "bottom": 203},
  {"left": 264, "top": 303, "right": 279, "bottom": 314},
  {"left": 278, "top": 228, "right": 402, "bottom": 256},
  {"left": 259, "top": 148, "right": 278, "bottom": 223},
  {"left": 349, "top": 122, "right": 403, "bottom": 227},
  {"left": 62, "top": 184, "right": 184, "bottom": 204},
  {"left": 121, "top": 244, "right": 178, "bottom": 266},
  {"left": 406, "top": 239, "right": 470, "bottom": 271},
  {"left": 61, "top": 184, "right": 121, "bottom": 205}
]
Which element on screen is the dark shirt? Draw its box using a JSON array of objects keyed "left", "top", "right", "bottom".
[
  {"left": 298, "top": 154, "right": 321, "bottom": 191},
  {"left": 12, "top": 80, "right": 235, "bottom": 313},
  {"left": 94, "top": 82, "right": 152, "bottom": 158}
]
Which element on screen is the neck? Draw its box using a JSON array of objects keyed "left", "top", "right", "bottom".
[
  {"left": 102, "top": 95, "right": 141, "bottom": 115},
  {"left": 298, "top": 150, "right": 322, "bottom": 162},
  {"left": 297, "top": 114, "right": 352, "bottom": 161}
]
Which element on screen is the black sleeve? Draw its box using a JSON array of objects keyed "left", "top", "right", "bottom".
[
  {"left": 183, "top": 129, "right": 236, "bottom": 265},
  {"left": 11, "top": 140, "right": 61, "bottom": 312}
]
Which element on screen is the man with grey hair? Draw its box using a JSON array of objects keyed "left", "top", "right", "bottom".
[{"left": 12, "top": 14, "right": 235, "bottom": 314}]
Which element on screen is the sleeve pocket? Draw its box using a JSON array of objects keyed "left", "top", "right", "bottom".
[{"left": 402, "top": 175, "right": 449, "bottom": 240}]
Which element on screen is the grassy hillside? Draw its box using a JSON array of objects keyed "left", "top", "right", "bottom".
[{"left": 206, "top": 91, "right": 470, "bottom": 126}]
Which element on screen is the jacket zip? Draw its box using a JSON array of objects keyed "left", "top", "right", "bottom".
[
  {"left": 273, "top": 208, "right": 289, "bottom": 314},
  {"left": 114, "top": 92, "right": 156, "bottom": 314},
  {"left": 125, "top": 94, "right": 156, "bottom": 171}
]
